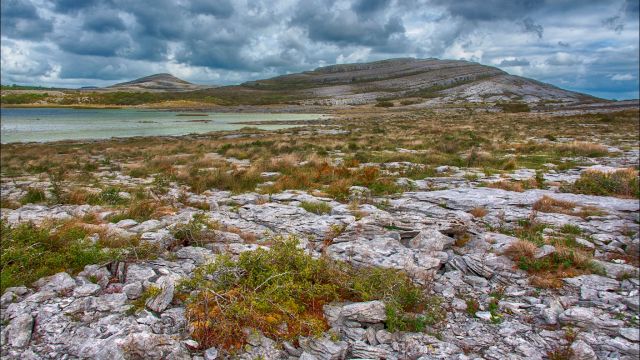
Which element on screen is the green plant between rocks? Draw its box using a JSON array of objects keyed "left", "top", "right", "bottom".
[
  {"left": 0, "top": 220, "right": 121, "bottom": 293},
  {"left": 300, "top": 201, "right": 332, "bottom": 215},
  {"left": 178, "top": 235, "right": 444, "bottom": 351}
]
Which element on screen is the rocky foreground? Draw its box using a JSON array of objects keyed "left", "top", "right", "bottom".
[{"left": 1, "top": 148, "right": 639, "bottom": 360}]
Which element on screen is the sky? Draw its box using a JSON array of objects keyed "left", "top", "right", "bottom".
[{"left": 1, "top": 0, "right": 639, "bottom": 99}]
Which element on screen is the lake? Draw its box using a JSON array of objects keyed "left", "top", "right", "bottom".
[{"left": 0, "top": 108, "right": 326, "bottom": 143}]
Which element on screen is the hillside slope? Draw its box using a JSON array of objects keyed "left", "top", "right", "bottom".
[
  {"left": 107, "top": 73, "right": 209, "bottom": 92},
  {"left": 242, "top": 58, "right": 598, "bottom": 106}
]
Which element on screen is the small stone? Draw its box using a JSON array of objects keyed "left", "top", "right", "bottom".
[
  {"left": 406, "top": 228, "right": 455, "bottom": 252},
  {"left": 183, "top": 339, "right": 199, "bottom": 349},
  {"left": 7, "top": 313, "right": 34, "bottom": 348},
  {"left": 623, "top": 295, "right": 639, "bottom": 311},
  {"left": 351, "top": 341, "right": 393, "bottom": 359},
  {"left": 463, "top": 275, "right": 488, "bottom": 287},
  {"left": 475, "top": 311, "right": 492, "bottom": 321},
  {"left": 299, "top": 336, "right": 348, "bottom": 360},
  {"left": 452, "top": 298, "right": 467, "bottom": 311},
  {"left": 376, "top": 329, "right": 394, "bottom": 344},
  {"left": 175, "top": 246, "right": 215, "bottom": 265},
  {"left": 204, "top": 347, "right": 218, "bottom": 360},
  {"left": 145, "top": 276, "right": 175, "bottom": 313},
  {"left": 563, "top": 275, "right": 619, "bottom": 291},
  {"left": 73, "top": 283, "right": 101, "bottom": 297},
  {"left": 571, "top": 340, "right": 598, "bottom": 360},
  {"left": 534, "top": 245, "right": 556, "bottom": 259},
  {"left": 123, "top": 282, "right": 144, "bottom": 300},
  {"left": 0, "top": 292, "right": 17, "bottom": 307},
  {"left": 340, "top": 301, "right": 387, "bottom": 323},
  {"left": 541, "top": 299, "right": 563, "bottom": 325},
  {"left": 575, "top": 237, "right": 595, "bottom": 249},
  {"left": 619, "top": 327, "right": 639, "bottom": 342},
  {"left": 33, "top": 272, "right": 76, "bottom": 294},
  {"left": 130, "top": 219, "right": 163, "bottom": 233},
  {"left": 366, "top": 327, "right": 378, "bottom": 345},
  {"left": 125, "top": 264, "right": 156, "bottom": 284},
  {"left": 283, "top": 341, "right": 302, "bottom": 357},
  {"left": 115, "top": 219, "right": 138, "bottom": 228}
]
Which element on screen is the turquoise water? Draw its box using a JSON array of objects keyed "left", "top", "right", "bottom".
[{"left": 0, "top": 108, "right": 326, "bottom": 143}]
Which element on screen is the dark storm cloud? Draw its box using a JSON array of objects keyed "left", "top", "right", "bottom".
[
  {"left": 53, "top": 0, "right": 104, "bottom": 13},
  {"left": 56, "top": 31, "right": 131, "bottom": 57},
  {"left": 188, "top": 0, "right": 235, "bottom": 18},
  {"left": 292, "top": 1, "right": 408, "bottom": 50},
  {"left": 352, "top": 0, "right": 391, "bottom": 15},
  {"left": 433, "top": 0, "right": 544, "bottom": 21},
  {"left": 0, "top": 0, "right": 638, "bottom": 99},
  {"left": 1, "top": 0, "right": 52, "bottom": 40},
  {"left": 2, "top": 0, "right": 39, "bottom": 18},
  {"left": 82, "top": 11, "right": 126, "bottom": 33},
  {"left": 522, "top": 18, "right": 543, "bottom": 39},
  {"left": 623, "top": 0, "right": 639, "bottom": 17},
  {"left": 119, "top": 0, "right": 186, "bottom": 40}
]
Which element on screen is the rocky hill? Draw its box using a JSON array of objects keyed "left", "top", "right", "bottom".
[
  {"left": 107, "top": 73, "right": 209, "bottom": 92},
  {"left": 243, "top": 58, "right": 598, "bottom": 106}
]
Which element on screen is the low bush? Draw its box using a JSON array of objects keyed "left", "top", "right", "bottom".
[
  {"left": 567, "top": 169, "right": 639, "bottom": 198},
  {"left": 555, "top": 142, "right": 609, "bottom": 158},
  {"left": 532, "top": 196, "right": 575, "bottom": 214},
  {"left": 375, "top": 100, "right": 394, "bottom": 108},
  {"left": 0, "top": 221, "right": 119, "bottom": 292},
  {"left": 179, "top": 236, "right": 442, "bottom": 351},
  {"left": 300, "top": 201, "right": 332, "bottom": 215},
  {"left": 532, "top": 195, "right": 605, "bottom": 218},
  {"left": 0, "top": 93, "right": 49, "bottom": 104},
  {"left": 497, "top": 102, "right": 530, "bottom": 113},
  {"left": 171, "top": 213, "right": 219, "bottom": 247},
  {"left": 503, "top": 219, "right": 600, "bottom": 288},
  {"left": 99, "top": 187, "right": 128, "bottom": 205},
  {"left": 20, "top": 188, "right": 46, "bottom": 204},
  {"left": 109, "top": 200, "right": 164, "bottom": 223}
]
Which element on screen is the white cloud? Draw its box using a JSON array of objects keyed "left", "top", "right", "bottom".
[{"left": 610, "top": 73, "right": 635, "bottom": 80}]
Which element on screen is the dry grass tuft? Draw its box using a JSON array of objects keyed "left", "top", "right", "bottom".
[
  {"left": 504, "top": 240, "right": 537, "bottom": 259},
  {"left": 532, "top": 195, "right": 575, "bottom": 213},
  {"left": 556, "top": 141, "right": 609, "bottom": 158},
  {"left": 486, "top": 181, "right": 525, "bottom": 192},
  {"left": 469, "top": 207, "right": 488, "bottom": 218}
]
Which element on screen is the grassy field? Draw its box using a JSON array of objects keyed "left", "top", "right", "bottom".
[
  {"left": 2, "top": 109, "right": 637, "bottom": 202},
  {"left": 1, "top": 108, "right": 638, "bottom": 285}
]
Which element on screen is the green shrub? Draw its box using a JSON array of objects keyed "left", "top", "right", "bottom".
[
  {"left": 20, "top": 188, "right": 46, "bottom": 204},
  {"left": 0, "top": 93, "right": 49, "bottom": 104},
  {"left": 180, "top": 236, "right": 441, "bottom": 351},
  {"left": 567, "top": 169, "right": 639, "bottom": 198},
  {"left": 0, "top": 221, "right": 118, "bottom": 292},
  {"left": 559, "top": 224, "right": 582, "bottom": 235},
  {"left": 99, "top": 187, "right": 127, "bottom": 205},
  {"left": 497, "top": 102, "right": 530, "bottom": 113},
  {"left": 109, "top": 200, "right": 157, "bottom": 223},
  {"left": 375, "top": 100, "right": 394, "bottom": 108},
  {"left": 300, "top": 201, "right": 332, "bottom": 215},
  {"left": 171, "top": 213, "right": 219, "bottom": 246}
]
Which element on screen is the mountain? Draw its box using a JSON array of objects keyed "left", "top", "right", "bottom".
[
  {"left": 101, "top": 59, "right": 601, "bottom": 107},
  {"left": 107, "top": 73, "right": 210, "bottom": 92},
  {"left": 242, "top": 58, "right": 598, "bottom": 106}
]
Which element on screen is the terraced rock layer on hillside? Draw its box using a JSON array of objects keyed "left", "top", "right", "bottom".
[{"left": 243, "top": 58, "right": 596, "bottom": 105}]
